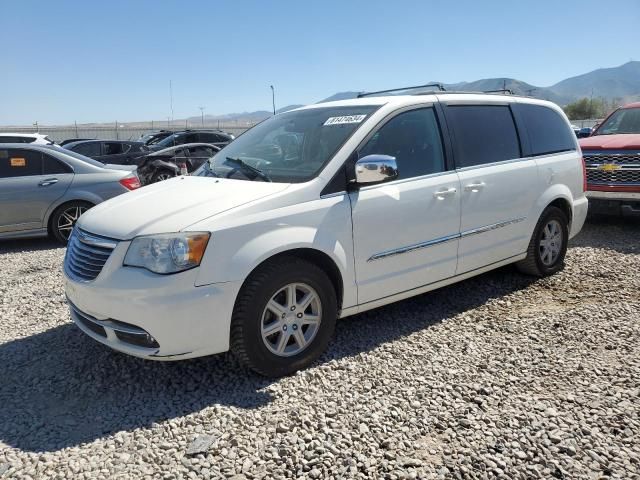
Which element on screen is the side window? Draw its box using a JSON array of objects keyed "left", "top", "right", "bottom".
[
  {"left": 0, "top": 149, "right": 43, "bottom": 178},
  {"left": 358, "top": 108, "right": 446, "bottom": 180},
  {"left": 0, "top": 136, "right": 33, "bottom": 143},
  {"left": 42, "top": 153, "right": 72, "bottom": 174},
  {"left": 516, "top": 104, "right": 576, "bottom": 156},
  {"left": 183, "top": 133, "right": 198, "bottom": 143},
  {"left": 446, "top": 105, "right": 521, "bottom": 168},
  {"left": 74, "top": 142, "right": 101, "bottom": 157},
  {"left": 104, "top": 142, "right": 125, "bottom": 155}
]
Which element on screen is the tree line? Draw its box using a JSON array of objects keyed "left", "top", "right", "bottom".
[{"left": 563, "top": 97, "right": 624, "bottom": 120}]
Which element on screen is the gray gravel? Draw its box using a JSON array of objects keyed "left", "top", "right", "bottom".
[{"left": 1, "top": 217, "right": 639, "bottom": 479}]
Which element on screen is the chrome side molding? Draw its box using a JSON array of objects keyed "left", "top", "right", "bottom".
[{"left": 368, "top": 217, "right": 526, "bottom": 262}]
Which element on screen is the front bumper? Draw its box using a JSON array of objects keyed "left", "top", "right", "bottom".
[
  {"left": 64, "top": 240, "right": 242, "bottom": 360},
  {"left": 586, "top": 190, "right": 640, "bottom": 216}
]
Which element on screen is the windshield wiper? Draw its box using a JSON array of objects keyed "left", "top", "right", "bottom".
[{"left": 225, "top": 157, "right": 272, "bottom": 182}]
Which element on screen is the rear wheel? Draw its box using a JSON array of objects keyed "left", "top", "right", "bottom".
[
  {"left": 50, "top": 201, "right": 93, "bottom": 244},
  {"left": 230, "top": 257, "right": 337, "bottom": 377},
  {"left": 151, "top": 169, "right": 175, "bottom": 183},
  {"left": 516, "top": 206, "right": 569, "bottom": 277}
]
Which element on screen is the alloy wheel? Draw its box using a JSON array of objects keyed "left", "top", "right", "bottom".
[
  {"left": 539, "top": 219, "right": 563, "bottom": 266},
  {"left": 57, "top": 206, "right": 87, "bottom": 241},
  {"left": 261, "top": 282, "right": 322, "bottom": 357}
]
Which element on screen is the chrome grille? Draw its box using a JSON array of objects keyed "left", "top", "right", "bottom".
[
  {"left": 586, "top": 168, "right": 640, "bottom": 185},
  {"left": 583, "top": 152, "right": 640, "bottom": 165},
  {"left": 64, "top": 229, "right": 118, "bottom": 282}
]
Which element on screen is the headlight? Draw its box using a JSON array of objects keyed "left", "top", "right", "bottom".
[{"left": 124, "top": 232, "right": 210, "bottom": 274}]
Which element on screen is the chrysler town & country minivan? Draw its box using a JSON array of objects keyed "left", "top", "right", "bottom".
[{"left": 64, "top": 91, "right": 587, "bottom": 376}]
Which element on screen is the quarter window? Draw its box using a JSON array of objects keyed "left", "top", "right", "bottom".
[
  {"left": 42, "top": 153, "right": 72, "bottom": 174},
  {"left": 359, "top": 108, "right": 446, "bottom": 179},
  {"left": 446, "top": 105, "right": 521, "bottom": 168},
  {"left": 516, "top": 104, "right": 576, "bottom": 155}
]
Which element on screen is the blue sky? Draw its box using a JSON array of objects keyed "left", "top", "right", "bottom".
[{"left": 2, "top": 0, "right": 638, "bottom": 125}]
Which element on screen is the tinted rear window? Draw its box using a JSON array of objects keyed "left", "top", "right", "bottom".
[
  {"left": 446, "top": 105, "right": 521, "bottom": 168},
  {"left": 516, "top": 104, "right": 576, "bottom": 156}
]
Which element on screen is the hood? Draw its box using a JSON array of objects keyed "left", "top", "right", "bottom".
[
  {"left": 77, "top": 176, "right": 290, "bottom": 240},
  {"left": 580, "top": 134, "right": 640, "bottom": 151}
]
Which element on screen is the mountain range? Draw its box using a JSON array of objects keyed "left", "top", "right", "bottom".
[{"left": 188, "top": 61, "right": 640, "bottom": 126}]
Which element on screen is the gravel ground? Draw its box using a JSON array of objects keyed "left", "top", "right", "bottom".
[{"left": 0, "top": 217, "right": 639, "bottom": 479}]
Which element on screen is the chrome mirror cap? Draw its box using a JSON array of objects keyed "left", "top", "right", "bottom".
[{"left": 354, "top": 154, "right": 399, "bottom": 185}]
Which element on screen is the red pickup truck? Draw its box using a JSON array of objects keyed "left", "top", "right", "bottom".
[{"left": 580, "top": 102, "right": 640, "bottom": 216}]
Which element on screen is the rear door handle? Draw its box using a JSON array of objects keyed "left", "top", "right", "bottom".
[
  {"left": 38, "top": 178, "right": 59, "bottom": 187},
  {"left": 464, "top": 182, "right": 485, "bottom": 192},
  {"left": 433, "top": 187, "right": 457, "bottom": 199}
]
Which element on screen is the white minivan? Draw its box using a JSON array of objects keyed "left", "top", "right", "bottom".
[{"left": 64, "top": 91, "right": 588, "bottom": 376}]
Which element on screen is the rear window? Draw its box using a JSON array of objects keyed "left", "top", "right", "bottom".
[
  {"left": 516, "top": 104, "right": 576, "bottom": 155},
  {"left": 446, "top": 105, "right": 521, "bottom": 168}
]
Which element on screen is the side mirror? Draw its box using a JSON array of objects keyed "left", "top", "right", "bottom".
[{"left": 354, "top": 154, "right": 398, "bottom": 185}]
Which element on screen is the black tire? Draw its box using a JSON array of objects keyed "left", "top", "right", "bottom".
[
  {"left": 151, "top": 169, "right": 175, "bottom": 183},
  {"left": 516, "top": 206, "right": 569, "bottom": 277},
  {"left": 50, "top": 201, "right": 93, "bottom": 244},
  {"left": 230, "top": 257, "right": 338, "bottom": 377}
]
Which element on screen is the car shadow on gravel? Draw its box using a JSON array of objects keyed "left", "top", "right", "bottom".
[
  {"left": 0, "top": 237, "right": 62, "bottom": 254},
  {"left": 571, "top": 215, "right": 640, "bottom": 254},
  {"left": 0, "top": 264, "right": 538, "bottom": 453}
]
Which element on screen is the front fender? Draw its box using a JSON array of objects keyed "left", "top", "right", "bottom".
[{"left": 193, "top": 195, "right": 357, "bottom": 308}]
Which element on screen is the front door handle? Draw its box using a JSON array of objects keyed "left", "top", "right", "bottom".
[
  {"left": 433, "top": 187, "right": 457, "bottom": 199},
  {"left": 38, "top": 178, "right": 59, "bottom": 187},
  {"left": 464, "top": 182, "right": 485, "bottom": 192}
]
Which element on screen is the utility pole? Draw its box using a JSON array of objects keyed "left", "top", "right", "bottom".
[
  {"left": 33, "top": 121, "right": 39, "bottom": 133},
  {"left": 270, "top": 85, "right": 276, "bottom": 115},
  {"left": 169, "top": 80, "right": 174, "bottom": 123},
  {"left": 589, "top": 88, "right": 594, "bottom": 119},
  {"left": 75, "top": 120, "right": 78, "bottom": 137},
  {"left": 199, "top": 106, "right": 205, "bottom": 127}
]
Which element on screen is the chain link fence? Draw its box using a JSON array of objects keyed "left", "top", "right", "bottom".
[{"left": 1, "top": 122, "right": 256, "bottom": 143}]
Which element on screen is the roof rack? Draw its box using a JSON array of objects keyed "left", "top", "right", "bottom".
[
  {"left": 482, "top": 89, "right": 514, "bottom": 94},
  {"left": 357, "top": 83, "right": 446, "bottom": 98}
]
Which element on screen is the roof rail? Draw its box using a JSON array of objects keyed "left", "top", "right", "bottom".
[
  {"left": 357, "top": 83, "right": 446, "bottom": 98},
  {"left": 482, "top": 89, "right": 514, "bottom": 95}
]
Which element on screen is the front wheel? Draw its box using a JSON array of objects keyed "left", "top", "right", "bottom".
[
  {"left": 230, "top": 257, "right": 337, "bottom": 377},
  {"left": 516, "top": 206, "right": 569, "bottom": 277}
]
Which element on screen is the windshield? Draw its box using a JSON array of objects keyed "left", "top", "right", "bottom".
[
  {"left": 155, "top": 133, "right": 188, "bottom": 149},
  {"left": 194, "top": 105, "right": 378, "bottom": 183},
  {"left": 595, "top": 107, "right": 640, "bottom": 135}
]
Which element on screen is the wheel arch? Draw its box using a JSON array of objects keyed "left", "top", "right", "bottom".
[
  {"left": 46, "top": 197, "right": 96, "bottom": 235},
  {"left": 533, "top": 184, "right": 574, "bottom": 230},
  {"left": 239, "top": 248, "right": 345, "bottom": 311}
]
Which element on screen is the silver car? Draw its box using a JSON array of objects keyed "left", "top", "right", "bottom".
[{"left": 0, "top": 144, "right": 140, "bottom": 243}]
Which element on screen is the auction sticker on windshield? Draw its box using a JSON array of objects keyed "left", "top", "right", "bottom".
[{"left": 324, "top": 115, "right": 367, "bottom": 126}]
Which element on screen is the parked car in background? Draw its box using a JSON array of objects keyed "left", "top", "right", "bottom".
[
  {"left": 64, "top": 140, "right": 148, "bottom": 165},
  {"left": 59, "top": 138, "right": 94, "bottom": 146},
  {"left": 0, "top": 133, "right": 56, "bottom": 145},
  {"left": 64, "top": 92, "right": 587, "bottom": 377},
  {"left": 137, "top": 130, "right": 175, "bottom": 146},
  {"left": 148, "top": 130, "right": 234, "bottom": 151},
  {"left": 0, "top": 144, "right": 140, "bottom": 243},
  {"left": 136, "top": 143, "right": 220, "bottom": 184},
  {"left": 580, "top": 102, "right": 640, "bottom": 216},
  {"left": 576, "top": 127, "right": 593, "bottom": 138}
]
